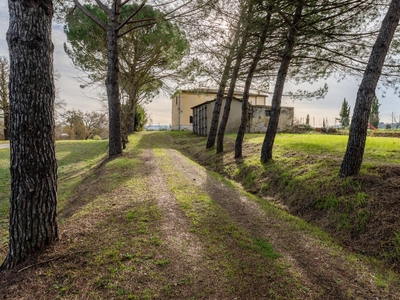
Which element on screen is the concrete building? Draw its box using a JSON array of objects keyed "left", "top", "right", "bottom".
[
  {"left": 171, "top": 89, "right": 267, "bottom": 131},
  {"left": 192, "top": 98, "right": 294, "bottom": 136}
]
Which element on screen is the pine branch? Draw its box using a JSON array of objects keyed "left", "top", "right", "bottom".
[{"left": 72, "top": 0, "right": 107, "bottom": 31}]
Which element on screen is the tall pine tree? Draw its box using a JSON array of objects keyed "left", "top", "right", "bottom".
[
  {"left": 339, "top": 98, "right": 351, "bottom": 128},
  {"left": 369, "top": 94, "right": 380, "bottom": 128}
]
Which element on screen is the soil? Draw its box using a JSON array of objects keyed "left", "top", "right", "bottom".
[{"left": 0, "top": 132, "right": 399, "bottom": 299}]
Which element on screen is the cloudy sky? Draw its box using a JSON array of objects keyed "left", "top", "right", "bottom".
[{"left": 1, "top": 2, "right": 400, "bottom": 126}]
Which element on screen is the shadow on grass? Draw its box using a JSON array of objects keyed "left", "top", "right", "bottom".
[{"left": 59, "top": 136, "right": 153, "bottom": 220}]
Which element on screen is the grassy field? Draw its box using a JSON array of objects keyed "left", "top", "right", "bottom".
[
  {"left": 0, "top": 140, "right": 108, "bottom": 247},
  {"left": 1, "top": 132, "right": 400, "bottom": 298}
]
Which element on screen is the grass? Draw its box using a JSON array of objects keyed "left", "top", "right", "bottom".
[
  {"left": 1, "top": 131, "right": 400, "bottom": 298},
  {"left": 0, "top": 140, "right": 108, "bottom": 247},
  {"left": 168, "top": 131, "right": 400, "bottom": 276},
  {"left": 150, "top": 146, "right": 300, "bottom": 298}
]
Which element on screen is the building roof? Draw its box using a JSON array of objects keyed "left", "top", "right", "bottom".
[
  {"left": 191, "top": 97, "right": 243, "bottom": 109},
  {"left": 173, "top": 88, "right": 268, "bottom": 98},
  {"left": 191, "top": 97, "right": 294, "bottom": 110}
]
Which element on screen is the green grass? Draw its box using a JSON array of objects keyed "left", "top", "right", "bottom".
[
  {"left": 0, "top": 140, "right": 108, "bottom": 241},
  {"left": 167, "top": 131, "right": 400, "bottom": 279}
]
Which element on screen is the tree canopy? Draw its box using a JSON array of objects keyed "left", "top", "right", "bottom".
[{"left": 64, "top": 3, "right": 189, "bottom": 133}]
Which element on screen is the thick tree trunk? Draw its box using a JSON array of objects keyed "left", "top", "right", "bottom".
[
  {"left": 206, "top": 8, "right": 244, "bottom": 149},
  {"left": 1, "top": 0, "right": 58, "bottom": 271},
  {"left": 216, "top": 3, "right": 253, "bottom": 154},
  {"left": 260, "top": 2, "right": 304, "bottom": 164},
  {"left": 235, "top": 11, "right": 271, "bottom": 159},
  {"left": 339, "top": 0, "right": 400, "bottom": 177},
  {"left": 106, "top": 6, "right": 122, "bottom": 157}
]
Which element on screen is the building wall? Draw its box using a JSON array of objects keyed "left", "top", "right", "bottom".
[
  {"left": 249, "top": 106, "right": 294, "bottom": 133},
  {"left": 171, "top": 92, "right": 213, "bottom": 131},
  {"left": 171, "top": 90, "right": 267, "bottom": 131},
  {"left": 192, "top": 99, "right": 294, "bottom": 136}
]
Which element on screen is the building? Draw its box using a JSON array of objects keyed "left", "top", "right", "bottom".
[
  {"left": 171, "top": 89, "right": 267, "bottom": 131},
  {"left": 192, "top": 98, "right": 294, "bottom": 136}
]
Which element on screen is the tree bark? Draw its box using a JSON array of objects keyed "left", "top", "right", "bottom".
[
  {"left": 205, "top": 8, "right": 244, "bottom": 149},
  {"left": 260, "top": 2, "right": 304, "bottom": 164},
  {"left": 106, "top": 3, "right": 123, "bottom": 157},
  {"left": 4, "top": 109, "right": 9, "bottom": 140},
  {"left": 216, "top": 3, "right": 253, "bottom": 154},
  {"left": 339, "top": 0, "right": 400, "bottom": 177},
  {"left": 1, "top": 0, "right": 58, "bottom": 271},
  {"left": 235, "top": 10, "right": 272, "bottom": 159}
]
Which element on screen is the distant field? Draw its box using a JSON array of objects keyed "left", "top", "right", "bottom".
[{"left": 0, "top": 140, "right": 108, "bottom": 246}]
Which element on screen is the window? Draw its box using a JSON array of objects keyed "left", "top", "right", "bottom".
[
  {"left": 265, "top": 110, "right": 271, "bottom": 117},
  {"left": 190, "top": 116, "right": 193, "bottom": 123}
]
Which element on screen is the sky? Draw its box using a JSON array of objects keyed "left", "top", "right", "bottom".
[{"left": 1, "top": 3, "right": 400, "bottom": 127}]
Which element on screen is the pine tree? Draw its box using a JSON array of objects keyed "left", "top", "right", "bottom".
[
  {"left": 1, "top": 0, "right": 58, "bottom": 270},
  {"left": 340, "top": 0, "right": 400, "bottom": 177},
  {"left": 369, "top": 94, "right": 381, "bottom": 128},
  {"left": 339, "top": 98, "right": 351, "bottom": 128},
  {"left": 306, "top": 114, "right": 310, "bottom": 125}
]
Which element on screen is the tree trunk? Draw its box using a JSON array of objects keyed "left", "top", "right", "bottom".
[
  {"left": 106, "top": 3, "right": 122, "bottom": 157},
  {"left": 339, "top": 0, "right": 400, "bottom": 177},
  {"left": 127, "top": 94, "right": 136, "bottom": 134},
  {"left": 260, "top": 2, "right": 304, "bottom": 164},
  {"left": 206, "top": 8, "right": 244, "bottom": 149},
  {"left": 1, "top": 0, "right": 58, "bottom": 271},
  {"left": 235, "top": 11, "right": 272, "bottom": 159},
  {"left": 216, "top": 3, "right": 253, "bottom": 154},
  {"left": 3, "top": 109, "right": 9, "bottom": 140}
]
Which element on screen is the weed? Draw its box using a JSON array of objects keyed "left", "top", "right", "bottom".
[
  {"left": 178, "top": 275, "right": 193, "bottom": 285},
  {"left": 316, "top": 195, "right": 340, "bottom": 210},
  {"left": 394, "top": 230, "right": 400, "bottom": 255},
  {"left": 355, "top": 192, "right": 368, "bottom": 206},
  {"left": 355, "top": 210, "right": 369, "bottom": 233},
  {"left": 126, "top": 211, "right": 135, "bottom": 220},
  {"left": 338, "top": 214, "right": 350, "bottom": 230},
  {"left": 253, "top": 238, "right": 281, "bottom": 260},
  {"left": 341, "top": 178, "right": 361, "bottom": 192},
  {"left": 155, "top": 259, "right": 169, "bottom": 266}
]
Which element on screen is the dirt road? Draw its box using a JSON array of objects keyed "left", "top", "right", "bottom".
[
  {"left": 1, "top": 132, "right": 398, "bottom": 299},
  {"left": 143, "top": 133, "right": 398, "bottom": 299}
]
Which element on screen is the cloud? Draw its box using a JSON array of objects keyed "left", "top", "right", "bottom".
[{"left": 0, "top": 4, "right": 399, "bottom": 126}]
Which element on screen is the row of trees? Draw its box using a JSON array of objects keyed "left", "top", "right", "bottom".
[
  {"left": 2, "top": 0, "right": 400, "bottom": 271},
  {"left": 196, "top": 0, "right": 400, "bottom": 177}
]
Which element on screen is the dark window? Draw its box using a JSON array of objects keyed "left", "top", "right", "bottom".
[
  {"left": 265, "top": 110, "right": 271, "bottom": 117},
  {"left": 190, "top": 116, "right": 193, "bottom": 123}
]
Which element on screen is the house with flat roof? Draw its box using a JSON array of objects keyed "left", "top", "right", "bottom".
[{"left": 171, "top": 89, "right": 267, "bottom": 131}]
